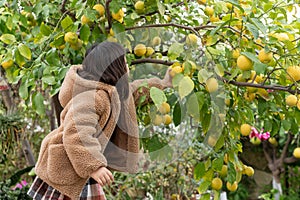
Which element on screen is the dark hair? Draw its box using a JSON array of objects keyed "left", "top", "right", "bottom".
[{"left": 78, "top": 42, "right": 129, "bottom": 100}]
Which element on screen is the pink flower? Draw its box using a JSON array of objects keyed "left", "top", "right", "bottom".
[
  {"left": 249, "top": 127, "right": 270, "bottom": 140},
  {"left": 12, "top": 180, "right": 28, "bottom": 190}
]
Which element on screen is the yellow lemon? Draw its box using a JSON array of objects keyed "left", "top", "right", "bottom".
[
  {"left": 159, "top": 102, "right": 171, "bottom": 114},
  {"left": 211, "top": 178, "right": 223, "bottom": 190},
  {"left": 287, "top": 66, "right": 300, "bottom": 81},
  {"left": 293, "top": 147, "right": 300, "bottom": 159},
  {"left": 64, "top": 32, "right": 78, "bottom": 45},
  {"left": 285, "top": 94, "right": 298, "bottom": 107},
  {"left": 70, "top": 39, "right": 83, "bottom": 50},
  {"left": 244, "top": 166, "right": 254, "bottom": 176},
  {"left": 163, "top": 114, "right": 172, "bottom": 125},
  {"left": 152, "top": 36, "right": 161, "bottom": 46},
  {"left": 112, "top": 9, "right": 124, "bottom": 23},
  {"left": 1, "top": 59, "right": 14, "bottom": 69},
  {"left": 93, "top": 4, "right": 105, "bottom": 17},
  {"left": 219, "top": 165, "right": 228, "bottom": 177},
  {"left": 153, "top": 114, "right": 163, "bottom": 126},
  {"left": 226, "top": 181, "right": 238, "bottom": 192},
  {"left": 240, "top": 124, "right": 251, "bottom": 136},
  {"left": 204, "top": 6, "right": 214, "bottom": 16},
  {"left": 186, "top": 34, "right": 198, "bottom": 46},
  {"left": 237, "top": 55, "right": 253, "bottom": 71},
  {"left": 134, "top": 1, "right": 145, "bottom": 12},
  {"left": 197, "top": 0, "right": 206, "bottom": 5},
  {"left": 81, "top": 15, "right": 91, "bottom": 25},
  {"left": 169, "top": 66, "right": 183, "bottom": 77},
  {"left": 145, "top": 47, "right": 155, "bottom": 57},
  {"left": 205, "top": 77, "right": 219, "bottom": 93},
  {"left": 134, "top": 44, "right": 146, "bottom": 56},
  {"left": 258, "top": 49, "right": 273, "bottom": 63},
  {"left": 232, "top": 49, "right": 240, "bottom": 59}
]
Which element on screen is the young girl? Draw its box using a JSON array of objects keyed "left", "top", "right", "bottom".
[{"left": 27, "top": 41, "right": 172, "bottom": 200}]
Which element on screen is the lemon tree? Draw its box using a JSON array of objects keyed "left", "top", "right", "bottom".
[{"left": 1, "top": 0, "right": 300, "bottom": 199}]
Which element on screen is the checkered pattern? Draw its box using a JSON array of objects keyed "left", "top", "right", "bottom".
[{"left": 27, "top": 176, "right": 106, "bottom": 200}]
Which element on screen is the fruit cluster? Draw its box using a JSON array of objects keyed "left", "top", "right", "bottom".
[{"left": 152, "top": 102, "right": 172, "bottom": 126}]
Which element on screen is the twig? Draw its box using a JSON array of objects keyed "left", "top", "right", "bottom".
[
  {"left": 131, "top": 58, "right": 174, "bottom": 66},
  {"left": 106, "top": 0, "right": 113, "bottom": 30},
  {"left": 126, "top": 23, "right": 199, "bottom": 36},
  {"left": 279, "top": 132, "right": 292, "bottom": 161}
]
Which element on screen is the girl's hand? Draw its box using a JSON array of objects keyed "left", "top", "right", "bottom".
[{"left": 90, "top": 167, "right": 114, "bottom": 186}]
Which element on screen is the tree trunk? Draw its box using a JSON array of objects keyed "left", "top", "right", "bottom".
[{"left": 272, "top": 177, "right": 282, "bottom": 200}]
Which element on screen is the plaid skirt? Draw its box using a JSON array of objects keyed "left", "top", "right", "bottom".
[{"left": 27, "top": 176, "right": 106, "bottom": 200}]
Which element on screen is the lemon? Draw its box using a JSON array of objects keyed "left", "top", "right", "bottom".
[
  {"left": 275, "top": 33, "right": 289, "bottom": 41},
  {"left": 112, "top": 9, "right": 124, "bottom": 23},
  {"left": 207, "top": 136, "right": 217, "bottom": 147},
  {"left": 246, "top": 80, "right": 258, "bottom": 93},
  {"left": 258, "top": 49, "right": 273, "bottom": 63},
  {"left": 237, "top": 55, "right": 253, "bottom": 71},
  {"left": 232, "top": 49, "right": 240, "bottom": 59},
  {"left": 134, "top": 1, "right": 144, "bottom": 12},
  {"left": 268, "top": 137, "right": 278, "bottom": 146},
  {"left": 93, "top": 4, "right": 105, "bottom": 17},
  {"left": 286, "top": 66, "right": 300, "bottom": 81},
  {"left": 211, "top": 178, "right": 223, "bottom": 190},
  {"left": 109, "top": 28, "right": 114, "bottom": 36},
  {"left": 64, "top": 32, "right": 78, "bottom": 45},
  {"left": 1, "top": 59, "right": 14, "bottom": 69},
  {"left": 210, "top": 16, "right": 220, "bottom": 22},
  {"left": 197, "top": 0, "right": 206, "bottom": 5},
  {"left": 219, "top": 165, "right": 228, "bottom": 177},
  {"left": 169, "top": 66, "right": 183, "bottom": 77},
  {"left": 226, "top": 181, "right": 238, "bottom": 192},
  {"left": 244, "top": 166, "right": 254, "bottom": 176},
  {"left": 163, "top": 114, "right": 172, "bottom": 125},
  {"left": 293, "top": 147, "right": 300, "bottom": 159},
  {"left": 204, "top": 6, "right": 214, "bottom": 16},
  {"left": 153, "top": 115, "right": 163, "bottom": 126},
  {"left": 134, "top": 44, "right": 146, "bottom": 56},
  {"left": 186, "top": 34, "right": 198, "bottom": 46},
  {"left": 159, "top": 102, "right": 171, "bottom": 114},
  {"left": 226, "top": 2, "right": 233, "bottom": 9},
  {"left": 240, "top": 124, "right": 251, "bottom": 136},
  {"left": 297, "top": 100, "right": 300, "bottom": 110},
  {"left": 81, "top": 15, "right": 91, "bottom": 25},
  {"left": 285, "top": 94, "right": 298, "bottom": 107},
  {"left": 145, "top": 47, "right": 155, "bottom": 57},
  {"left": 205, "top": 77, "right": 219, "bottom": 93},
  {"left": 244, "top": 92, "right": 256, "bottom": 102},
  {"left": 152, "top": 36, "right": 161, "bottom": 46},
  {"left": 70, "top": 39, "right": 83, "bottom": 50}
]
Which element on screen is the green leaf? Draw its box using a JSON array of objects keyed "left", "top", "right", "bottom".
[
  {"left": 18, "top": 44, "right": 32, "bottom": 60},
  {"left": 245, "top": 24, "right": 259, "bottom": 39},
  {"left": 178, "top": 76, "right": 194, "bottom": 99},
  {"left": 186, "top": 92, "right": 205, "bottom": 121},
  {"left": 150, "top": 87, "right": 167, "bottom": 108},
  {"left": 61, "top": 16, "right": 74, "bottom": 31},
  {"left": 40, "top": 22, "right": 52, "bottom": 36},
  {"left": 172, "top": 73, "right": 184, "bottom": 88},
  {"left": 227, "top": 162, "right": 237, "bottom": 184},
  {"left": 241, "top": 52, "right": 260, "bottom": 63},
  {"left": 0, "top": 34, "right": 16, "bottom": 44},
  {"left": 212, "top": 157, "right": 223, "bottom": 171},
  {"left": 173, "top": 101, "right": 182, "bottom": 126},
  {"left": 200, "top": 193, "right": 211, "bottom": 200},
  {"left": 19, "top": 79, "right": 28, "bottom": 100},
  {"left": 198, "top": 180, "right": 211, "bottom": 194},
  {"left": 194, "top": 162, "right": 206, "bottom": 181},
  {"left": 33, "top": 92, "right": 45, "bottom": 116},
  {"left": 157, "top": 1, "right": 165, "bottom": 16},
  {"left": 167, "top": 42, "right": 184, "bottom": 60},
  {"left": 111, "top": 22, "right": 125, "bottom": 35},
  {"left": 250, "top": 18, "right": 267, "bottom": 34},
  {"left": 42, "top": 75, "right": 56, "bottom": 85},
  {"left": 198, "top": 69, "right": 213, "bottom": 83},
  {"left": 282, "top": 120, "right": 291, "bottom": 131},
  {"left": 254, "top": 62, "right": 267, "bottom": 74},
  {"left": 15, "top": 49, "right": 26, "bottom": 67},
  {"left": 80, "top": 24, "right": 91, "bottom": 43}
]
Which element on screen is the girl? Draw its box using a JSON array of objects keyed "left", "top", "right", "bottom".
[{"left": 27, "top": 41, "right": 172, "bottom": 200}]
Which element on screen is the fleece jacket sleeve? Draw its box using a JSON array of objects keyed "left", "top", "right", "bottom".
[{"left": 62, "top": 90, "right": 109, "bottom": 179}]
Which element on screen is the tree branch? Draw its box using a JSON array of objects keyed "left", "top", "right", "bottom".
[
  {"left": 131, "top": 58, "right": 174, "bottom": 66},
  {"left": 61, "top": 0, "right": 68, "bottom": 13},
  {"left": 263, "top": 142, "right": 273, "bottom": 164},
  {"left": 284, "top": 156, "right": 298, "bottom": 164},
  {"left": 126, "top": 23, "right": 199, "bottom": 36},
  {"left": 220, "top": 76, "right": 300, "bottom": 94},
  {"left": 279, "top": 133, "right": 292, "bottom": 161},
  {"left": 106, "top": 0, "right": 113, "bottom": 30}
]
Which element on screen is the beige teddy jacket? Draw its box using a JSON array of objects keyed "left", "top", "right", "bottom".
[{"left": 35, "top": 65, "right": 166, "bottom": 199}]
